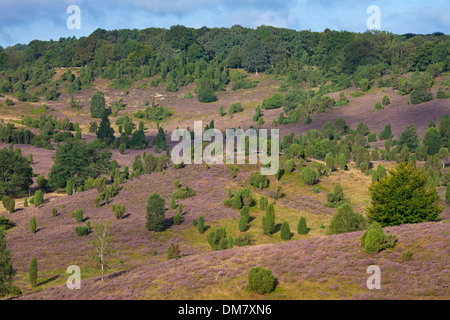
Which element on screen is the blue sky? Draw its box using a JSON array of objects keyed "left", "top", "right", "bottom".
[{"left": 1, "top": 0, "right": 449, "bottom": 48}]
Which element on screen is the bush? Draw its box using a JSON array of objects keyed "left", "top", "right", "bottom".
[
  {"left": 173, "top": 213, "right": 182, "bottom": 225},
  {"left": 368, "top": 133, "right": 377, "bottom": 143},
  {"left": 280, "top": 221, "right": 291, "bottom": 240},
  {"left": 238, "top": 216, "right": 248, "bottom": 232},
  {"left": 198, "top": 216, "right": 205, "bottom": 233},
  {"left": 261, "top": 93, "right": 284, "bottom": 110},
  {"left": 119, "top": 143, "right": 126, "bottom": 155},
  {"left": 374, "top": 101, "right": 383, "bottom": 110},
  {"left": 197, "top": 86, "right": 217, "bottom": 103},
  {"left": 0, "top": 216, "right": 14, "bottom": 231},
  {"left": 262, "top": 203, "right": 275, "bottom": 235},
  {"left": 29, "top": 258, "right": 38, "bottom": 288},
  {"left": 33, "top": 190, "right": 44, "bottom": 207},
  {"left": 402, "top": 250, "right": 412, "bottom": 261},
  {"left": 297, "top": 217, "right": 308, "bottom": 234},
  {"left": 111, "top": 204, "right": 125, "bottom": 220},
  {"left": 411, "top": 85, "right": 432, "bottom": 104},
  {"left": 52, "top": 207, "right": 57, "bottom": 217},
  {"left": 246, "top": 267, "right": 276, "bottom": 294},
  {"left": 172, "top": 186, "right": 196, "bottom": 199},
  {"left": 228, "top": 103, "right": 244, "bottom": 115},
  {"left": 73, "top": 209, "right": 84, "bottom": 223},
  {"left": 30, "top": 216, "right": 36, "bottom": 234},
  {"left": 207, "top": 227, "right": 228, "bottom": 250},
  {"left": 75, "top": 225, "right": 89, "bottom": 236},
  {"left": 361, "top": 222, "right": 397, "bottom": 254},
  {"left": 326, "top": 203, "right": 367, "bottom": 235},
  {"left": 167, "top": 243, "right": 180, "bottom": 260},
  {"left": 249, "top": 172, "right": 269, "bottom": 189},
  {"left": 145, "top": 193, "right": 165, "bottom": 231},
  {"left": 234, "top": 234, "right": 254, "bottom": 247},
  {"left": 2, "top": 196, "right": 15, "bottom": 213},
  {"left": 301, "top": 167, "right": 317, "bottom": 185},
  {"left": 325, "top": 184, "right": 348, "bottom": 208},
  {"left": 285, "top": 160, "right": 295, "bottom": 172}
]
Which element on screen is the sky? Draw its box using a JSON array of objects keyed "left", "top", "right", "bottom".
[{"left": 0, "top": 0, "right": 449, "bottom": 48}]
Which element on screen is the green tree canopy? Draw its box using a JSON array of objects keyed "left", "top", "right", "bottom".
[
  {"left": 366, "top": 162, "right": 442, "bottom": 226},
  {"left": 0, "top": 148, "right": 33, "bottom": 197},
  {"left": 90, "top": 91, "right": 106, "bottom": 118},
  {"left": 48, "top": 139, "right": 112, "bottom": 189}
]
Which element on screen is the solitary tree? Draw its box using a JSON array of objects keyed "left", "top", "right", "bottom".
[
  {"left": 29, "top": 258, "right": 38, "bottom": 288},
  {"left": 366, "top": 162, "right": 442, "bottom": 226},
  {"left": 88, "top": 223, "right": 114, "bottom": 282},
  {"left": 145, "top": 193, "right": 165, "bottom": 231},
  {"left": 30, "top": 216, "right": 36, "bottom": 234},
  {"left": 280, "top": 221, "right": 291, "bottom": 240},
  {"left": 262, "top": 203, "right": 275, "bottom": 235},
  {"left": 297, "top": 216, "right": 308, "bottom": 234}
]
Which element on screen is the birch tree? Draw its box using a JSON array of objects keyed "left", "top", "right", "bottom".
[{"left": 88, "top": 223, "right": 114, "bottom": 282}]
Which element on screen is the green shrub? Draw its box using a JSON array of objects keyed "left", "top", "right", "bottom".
[
  {"left": 198, "top": 216, "right": 205, "bottom": 233},
  {"left": 280, "top": 221, "right": 292, "bottom": 240},
  {"left": 170, "top": 196, "right": 176, "bottom": 210},
  {"left": 297, "top": 217, "right": 308, "bottom": 234},
  {"left": 0, "top": 216, "right": 14, "bottom": 231},
  {"left": 29, "top": 258, "right": 38, "bottom": 288},
  {"left": 285, "top": 160, "right": 295, "bottom": 172},
  {"left": 326, "top": 203, "right": 367, "bottom": 235},
  {"left": 234, "top": 234, "right": 254, "bottom": 247},
  {"left": 207, "top": 227, "right": 228, "bottom": 250},
  {"left": 197, "top": 86, "right": 217, "bottom": 103},
  {"left": 402, "top": 250, "right": 412, "bottom": 261},
  {"left": 368, "top": 133, "right": 377, "bottom": 143},
  {"left": 361, "top": 222, "right": 397, "bottom": 254},
  {"left": 325, "top": 184, "right": 348, "bottom": 208},
  {"left": 301, "top": 167, "right": 317, "bottom": 185},
  {"left": 167, "top": 243, "right": 180, "bottom": 260},
  {"left": 75, "top": 225, "right": 89, "bottom": 236},
  {"left": 30, "top": 216, "right": 36, "bottom": 234},
  {"left": 111, "top": 204, "right": 125, "bottom": 220},
  {"left": 33, "top": 190, "right": 44, "bottom": 207},
  {"left": 145, "top": 193, "right": 165, "bottom": 232},
  {"left": 66, "top": 179, "right": 73, "bottom": 196},
  {"left": 2, "top": 196, "right": 15, "bottom": 213},
  {"left": 259, "top": 196, "right": 268, "bottom": 210},
  {"left": 246, "top": 267, "right": 276, "bottom": 294},
  {"left": 374, "top": 102, "right": 383, "bottom": 110},
  {"left": 238, "top": 216, "right": 248, "bottom": 232},
  {"left": 52, "top": 207, "right": 57, "bottom": 217},
  {"left": 249, "top": 172, "right": 269, "bottom": 189},
  {"left": 72, "top": 209, "right": 84, "bottom": 223},
  {"left": 262, "top": 203, "right": 275, "bottom": 235},
  {"left": 172, "top": 186, "right": 196, "bottom": 199}
]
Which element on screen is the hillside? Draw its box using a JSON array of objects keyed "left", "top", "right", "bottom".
[{"left": 0, "top": 26, "right": 449, "bottom": 301}]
